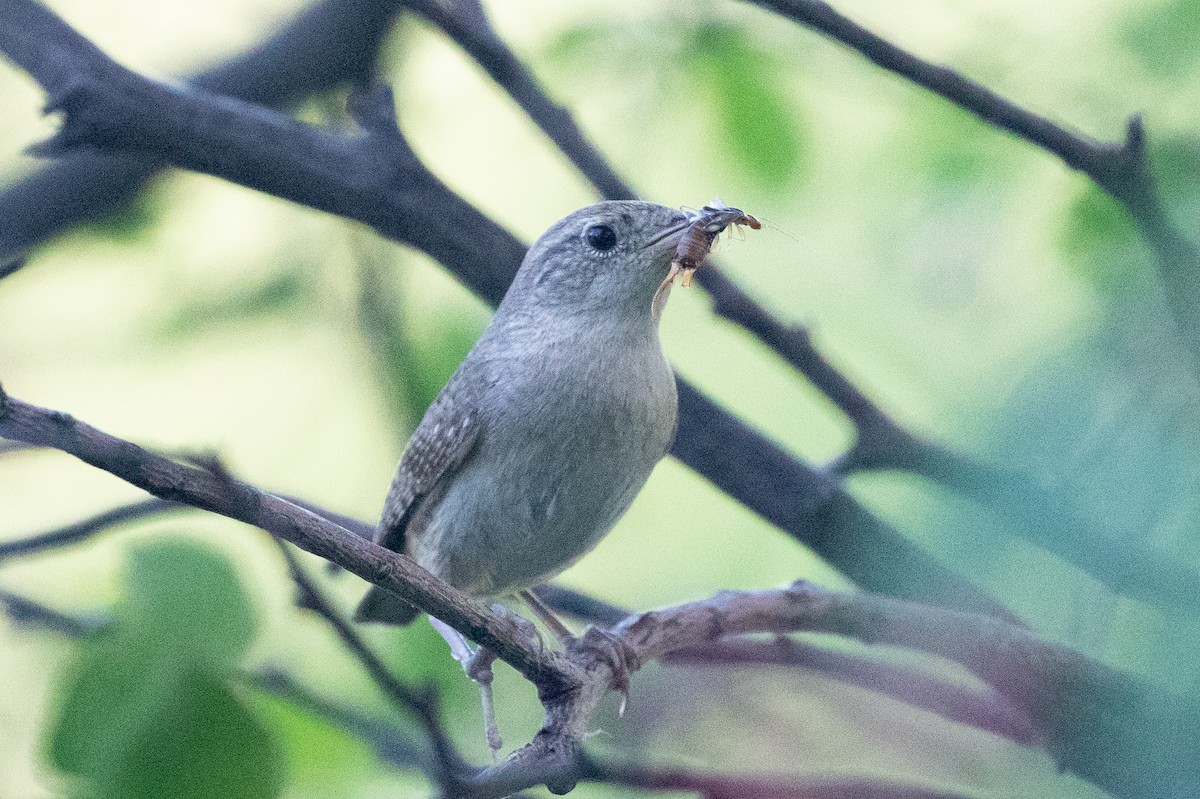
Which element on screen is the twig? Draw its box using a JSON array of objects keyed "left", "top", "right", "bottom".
[
  {"left": 0, "top": 587, "right": 101, "bottom": 637},
  {"left": 752, "top": 0, "right": 1200, "bottom": 363},
  {"left": 273, "top": 540, "right": 467, "bottom": 782},
  {"left": 0, "top": 0, "right": 1014, "bottom": 621},
  {"left": 0, "top": 497, "right": 180, "bottom": 561}
]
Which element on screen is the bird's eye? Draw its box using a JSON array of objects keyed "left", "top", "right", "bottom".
[{"left": 583, "top": 224, "right": 618, "bottom": 252}]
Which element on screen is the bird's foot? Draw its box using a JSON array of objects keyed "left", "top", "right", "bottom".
[
  {"left": 490, "top": 600, "right": 547, "bottom": 654},
  {"left": 570, "top": 626, "right": 641, "bottom": 716}
]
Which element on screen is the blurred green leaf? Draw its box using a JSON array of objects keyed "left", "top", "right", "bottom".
[
  {"left": 356, "top": 259, "right": 482, "bottom": 426},
  {"left": 251, "top": 692, "right": 378, "bottom": 790},
  {"left": 1150, "top": 135, "right": 1200, "bottom": 212},
  {"left": 1060, "top": 184, "right": 1140, "bottom": 290},
  {"left": 685, "top": 21, "right": 807, "bottom": 189},
  {"left": 47, "top": 539, "right": 281, "bottom": 799},
  {"left": 544, "top": 16, "right": 807, "bottom": 190},
  {"left": 1124, "top": 0, "right": 1200, "bottom": 76},
  {"left": 101, "top": 667, "right": 282, "bottom": 799},
  {"left": 78, "top": 185, "right": 164, "bottom": 244},
  {"left": 157, "top": 268, "right": 312, "bottom": 339},
  {"left": 907, "top": 101, "right": 1006, "bottom": 185},
  {"left": 123, "top": 539, "right": 258, "bottom": 668}
]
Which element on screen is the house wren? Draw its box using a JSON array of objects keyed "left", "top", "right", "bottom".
[{"left": 355, "top": 200, "right": 746, "bottom": 624}]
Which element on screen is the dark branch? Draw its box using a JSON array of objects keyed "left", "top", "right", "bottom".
[{"left": 0, "top": 0, "right": 409, "bottom": 266}]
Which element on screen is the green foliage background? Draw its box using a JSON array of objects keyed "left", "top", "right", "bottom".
[{"left": 1, "top": 0, "right": 1198, "bottom": 796}]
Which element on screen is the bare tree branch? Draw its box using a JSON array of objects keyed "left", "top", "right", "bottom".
[
  {"left": 0, "top": 0, "right": 1013, "bottom": 622},
  {"left": 537, "top": 584, "right": 1039, "bottom": 747},
  {"left": 751, "top": 0, "right": 1200, "bottom": 365},
  {"left": 0, "top": 0, "right": 410, "bottom": 266}
]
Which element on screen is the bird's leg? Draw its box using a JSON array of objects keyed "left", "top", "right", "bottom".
[
  {"left": 427, "top": 616, "right": 503, "bottom": 756},
  {"left": 518, "top": 589, "right": 573, "bottom": 643}
]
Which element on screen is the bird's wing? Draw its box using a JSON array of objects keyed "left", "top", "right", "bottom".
[{"left": 375, "top": 371, "right": 482, "bottom": 554}]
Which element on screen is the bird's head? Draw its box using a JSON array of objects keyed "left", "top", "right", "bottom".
[{"left": 503, "top": 201, "right": 692, "bottom": 325}]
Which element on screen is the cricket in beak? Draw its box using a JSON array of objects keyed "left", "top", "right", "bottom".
[{"left": 663, "top": 200, "right": 761, "bottom": 288}]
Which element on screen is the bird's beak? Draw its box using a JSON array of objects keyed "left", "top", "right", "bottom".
[{"left": 642, "top": 217, "right": 691, "bottom": 251}]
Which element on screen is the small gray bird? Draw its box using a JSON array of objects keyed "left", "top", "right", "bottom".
[{"left": 355, "top": 200, "right": 729, "bottom": 625}]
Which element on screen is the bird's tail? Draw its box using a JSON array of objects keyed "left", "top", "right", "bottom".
[{"left": 353, "top": 586, "right": 422, "bottom": 625}]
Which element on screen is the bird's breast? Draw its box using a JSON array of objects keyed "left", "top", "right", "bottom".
[{"left": 413, "top": 329, "right": 678, "bottom": 595}]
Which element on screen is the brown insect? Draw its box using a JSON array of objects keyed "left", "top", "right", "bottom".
[{"left": 671, "top": 203, "right": 760, "bottom": 287}]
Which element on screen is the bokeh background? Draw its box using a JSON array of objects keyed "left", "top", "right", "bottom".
[{"left": 2, "top": 0, "right": 1198, "bottom": 796}]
